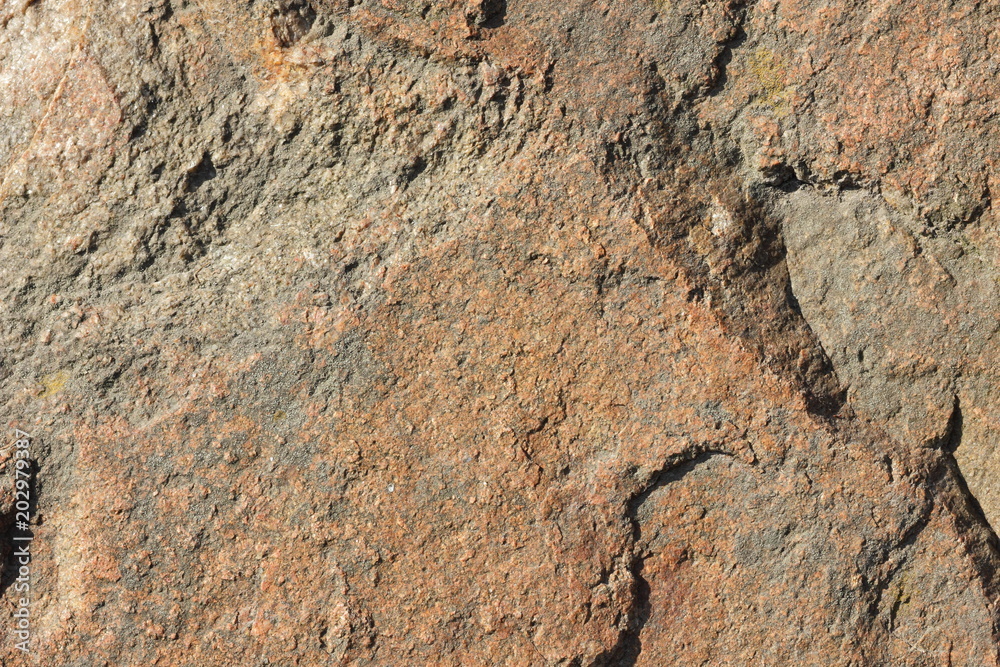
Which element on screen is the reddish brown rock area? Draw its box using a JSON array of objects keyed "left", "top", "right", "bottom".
[{"left": 1, "top": 0, "right": 1000, "bottom": 665}]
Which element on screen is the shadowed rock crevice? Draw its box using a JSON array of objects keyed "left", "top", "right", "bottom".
[
  {"left": 773, "top": 179, "right": 1000, "bottom": 619},
  {"left": 933, "top": 401, "right": 1000, "bottom": 637},
  {"left": 270, "top": 0, "right": 317, "bottom": 47},
  {"left": 942, "top": 407, "right": 997, "bottom": 545},
  {"left": 593, "top": 452, "right": 742, "bottom": 666},
  {"left": 580, "top": 2, "right": 849, "bottom": 420},
  {"left": 591, "top": 95, "right": 847, "bottom": 420},
  {"left": 702, "top": 0, "right": 759, "bottom": 100}
]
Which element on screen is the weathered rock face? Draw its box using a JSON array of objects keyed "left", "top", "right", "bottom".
[{"left": 1, "top": 0, "right": 1000, "bottom": 665}]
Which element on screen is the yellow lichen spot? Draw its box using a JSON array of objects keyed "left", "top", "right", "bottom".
[
  {"left": 748, "top": 48, "right": 793, "bottom": 117},
  {"left": 273, "top": 410, "right": 287, "bottom": 423},
  {"left": 888, "top": 573, "right": 922, "bottom": 620},
  {"left": 39, "top": 370, "right": 70, "bottom": 398}
]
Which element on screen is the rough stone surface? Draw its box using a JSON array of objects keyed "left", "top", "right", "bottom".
[{"left": 1, "top": 0, "right": 1000, "bottom": 665}]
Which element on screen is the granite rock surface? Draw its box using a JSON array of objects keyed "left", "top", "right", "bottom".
[{"left": 1, "top": 0, "right": 1000, "bottom": 665}]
